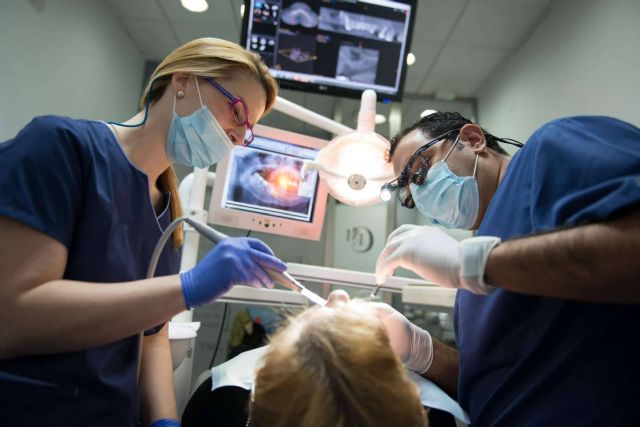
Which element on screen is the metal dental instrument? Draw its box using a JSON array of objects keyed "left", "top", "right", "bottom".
[
  {"left": 158, "top": 217, "right": 327, "bottom": 306},
  {"left": 268, "top": 269, "right": 328, "bottom": 306},
  {"left": 369, "top": 283, "right": 383, "bottom": 301}
]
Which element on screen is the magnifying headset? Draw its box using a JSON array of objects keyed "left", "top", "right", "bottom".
[{"left": 379, "top": 128, "right": 524, "bottom": 208}]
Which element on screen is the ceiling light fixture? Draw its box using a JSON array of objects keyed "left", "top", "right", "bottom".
[
  {"left": 375, "top": 114, "right": 387, "bottom": 124},
  {"left": 420, "top": 109, "right": 438, "bottom": 118},
  {"left": 240, "top": 4, "right": 245, "bottom": 17},
  {"left": 406, "top": 52, "right": 416, "bottom": 66},
  {"left": 180, "top": 0, "right": 209, "bottom": 13}
]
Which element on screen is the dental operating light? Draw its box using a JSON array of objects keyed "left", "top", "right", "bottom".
[{"left": 303, "top": 90, "right": 395, "bottom": 206}]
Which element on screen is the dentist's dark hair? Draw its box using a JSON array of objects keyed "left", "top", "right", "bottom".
[{"left": 387, "top": 111, "right": 508, "bottom": 161}]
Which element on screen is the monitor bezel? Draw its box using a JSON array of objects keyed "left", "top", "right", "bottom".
[
  {"left": 208, "top": 124, "right": 329, "bottom": 241},
  {"left": 240, "top": 0, "right": 418, "bottom": 102}
]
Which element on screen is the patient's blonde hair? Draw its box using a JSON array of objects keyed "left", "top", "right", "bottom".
[
  {"left": 250, "top": 302, "right": 427, "bottom": 427},
  {"left": 141, "top": 37, "right": 278, "bottom": 247}
]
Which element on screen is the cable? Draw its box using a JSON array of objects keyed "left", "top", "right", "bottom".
[
  {"left": 495, "top": 136, "right": 524, "bottom": 148},
  {"left": 139, "top": 215, "right": 227, "bottom": 381},
  {"left": 108, "top": 77, "right": 158, "bottom": 128},
  {"left": 209, "top": 303, "right": 229, "bottom": 369}
]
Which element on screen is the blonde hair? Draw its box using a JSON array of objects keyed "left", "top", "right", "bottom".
[
  {"left": 251, "top": 302, "right": 428, "bottom": 427},
  {"left": 141, "top": 38, "right": 279, "bottom": 247}
]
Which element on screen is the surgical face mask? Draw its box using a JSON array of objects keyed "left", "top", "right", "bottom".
[
  {"left": 410, "top": 137, "right": 480, "bottom": 229},
  {"left": 166, "top": 78, "right": 234, "bottom": 169}
]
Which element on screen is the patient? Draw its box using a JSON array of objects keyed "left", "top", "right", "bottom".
[
  {"left": 247, "top": 291, "right": 428, "bottom": 427},
  {"left": 182, "top": 291, "right": 434, "bottom": 427}
]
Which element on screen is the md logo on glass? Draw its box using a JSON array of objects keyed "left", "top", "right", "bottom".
[{"left": 346, "top": 226, "right": 374, "bottom": 253}]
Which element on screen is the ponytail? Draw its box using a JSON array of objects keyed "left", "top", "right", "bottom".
[{"left": 158, "top": 166, "right": 183, "bottom": 248}]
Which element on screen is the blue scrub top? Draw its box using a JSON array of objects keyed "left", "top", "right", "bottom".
[
  {"left": 455, "top": 116, "right": 640, "bottom": 426},
  {"left": 0, "top": 116, "right": 181, "bottom": 427}
]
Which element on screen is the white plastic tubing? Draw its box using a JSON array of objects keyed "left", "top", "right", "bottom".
[{"left": 173, "top": 168, "right": 216, "bottom": 323}]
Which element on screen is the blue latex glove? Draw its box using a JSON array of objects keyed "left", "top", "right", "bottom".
[
  {"left": 150, "top": 419, "right": 180, "bottom": 427},
  {"left": 180, "top": 237, "right": 287, "bottom": 309}
]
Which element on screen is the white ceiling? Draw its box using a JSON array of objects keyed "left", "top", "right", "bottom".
[{"left": 109, "top": 0, "right": 552, "bottom": 133}]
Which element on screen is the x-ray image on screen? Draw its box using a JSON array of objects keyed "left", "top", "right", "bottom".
[
  {"left": 242, "top": 0, "right": 415, "bottom": 100},
  {"left": 336, "top": 45, "right": 379, "bottom": 84},
  {"left": 223, "top": 144, "right": 319, "bottom": 222},
  {"left": 281, "top": 1, "right": 318, "bottom": 28},
  {"left": 318, "top": 8, "right": 406, "bottom": 43},
  {"left": 276, "top": 33, "right": 317, "bottom": 74}
]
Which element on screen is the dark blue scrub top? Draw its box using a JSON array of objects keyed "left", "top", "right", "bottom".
[
  {"left": 455, "top": 116, "right": 640, "bottom": 426},
  {"left": 0, "top": 116, "right": 181, "bottom": 427}
]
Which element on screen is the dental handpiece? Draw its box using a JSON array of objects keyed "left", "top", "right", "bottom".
[{"left": 185, "top": 219, "right": 326, "bottom": 306}]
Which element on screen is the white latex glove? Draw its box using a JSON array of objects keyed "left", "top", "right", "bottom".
[
  {"left": 375, "top": 224, "right": 501, "bottom": 295},
  {"left": 371, "top": 302, "right": 433, "bottom": 374},
  {"left": 324, "top": 290, "right": 432, "bottom": 373}
]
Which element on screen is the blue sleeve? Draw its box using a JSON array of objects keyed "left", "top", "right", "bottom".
[
  {"left": 529, "top": 116, "right": 640, "bottom": 230},
  {"left": 0, "top": 116, "right": 85, "bottom": 248}
]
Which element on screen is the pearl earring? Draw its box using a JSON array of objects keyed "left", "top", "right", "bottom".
[{"left": 177, "top": 90, "right": 185, "bottom": 98}]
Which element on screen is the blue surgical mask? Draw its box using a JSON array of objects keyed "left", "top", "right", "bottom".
[
  {"left": 410, "top": 137, "right": 480, "bottom": 229},
  {"left": 166, "top": 78, "right": 233, "bottom": 169}
]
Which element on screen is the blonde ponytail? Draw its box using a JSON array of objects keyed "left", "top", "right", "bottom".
[{"left": 157, "top": 167, "right": 183, "bottom": 248}]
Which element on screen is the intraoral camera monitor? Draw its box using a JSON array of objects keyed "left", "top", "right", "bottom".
[{"left": 209, "top": 124, "right": 329, "bottom": 241}]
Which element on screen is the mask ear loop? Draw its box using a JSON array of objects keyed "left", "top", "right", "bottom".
[
  {"left": 442, "top": 133, "right": 461, "bottom": 162},
  {"left": 472, "top": 153, "right": 479, "bottom": 178},
  {"left": 194, "top": 77, "right": 205, "bottom": 107},
  {"left": 172, "top": 92, "right": 177, "bottom": 116},
  {"left": 442, "top": 133, "right": 479, "bottom": 178}
]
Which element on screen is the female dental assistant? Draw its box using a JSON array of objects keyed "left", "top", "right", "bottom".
[{"left": 0, "top": 38, "right": 285, "bottom": 427}]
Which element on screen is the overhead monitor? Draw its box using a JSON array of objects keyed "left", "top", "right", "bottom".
[
  {"left": 241, "top": 0, "right": 417, "bottom": 102},
  {"left": 209, "top": 125, "right": 329, "bottom": 241}
]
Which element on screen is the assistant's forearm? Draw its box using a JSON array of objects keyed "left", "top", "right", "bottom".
[
  {"left": 0, "top": 275, "right": 186, "bottom": 357},
  {"left": 485, "top": 208, "right": 640, "bottom": 303},
  {"left": 422, "top": 338, "right": 458, "bottom": 398},
  {"left": 139, "top": 326, "right": 178, "bottom": 426}
]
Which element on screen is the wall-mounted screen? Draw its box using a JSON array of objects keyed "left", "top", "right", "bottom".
[{"left": 241, "top": 0, "right": 417, "bottom": 102}]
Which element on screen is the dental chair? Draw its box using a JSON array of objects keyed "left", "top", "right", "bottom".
[{"left": 182, "top": 370, "right": 249, "bottom": 427}]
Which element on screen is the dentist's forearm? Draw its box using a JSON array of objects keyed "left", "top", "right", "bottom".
[
  {"left": 485, "top": 206, "right": 640, "bottom": 303},
  {"left": 422, "top": 338, "right": 459, "bottom": 398}
]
